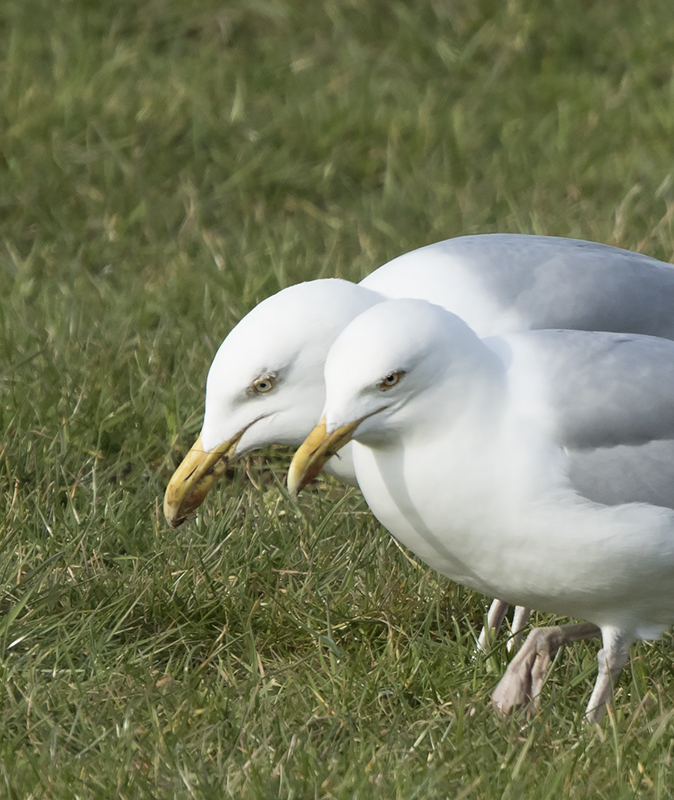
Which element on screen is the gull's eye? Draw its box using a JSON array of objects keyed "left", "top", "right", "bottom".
[
  {"left": 251, "top": 374, "right": 275, "bottom": 394},
  {"left": 377, "top": 370, "right": 404, "bottom": 391}
]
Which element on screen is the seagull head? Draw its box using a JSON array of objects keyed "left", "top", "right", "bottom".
[
  {"left": 288, "top": 299, "right": 498, "bottom": 498},
  {"left": 163, "top": 279, "right": 381, "bottom": 527}
]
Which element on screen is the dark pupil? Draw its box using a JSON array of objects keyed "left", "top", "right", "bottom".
[{"left": 386, "top": 373, "right": 396, "bottom": 383}]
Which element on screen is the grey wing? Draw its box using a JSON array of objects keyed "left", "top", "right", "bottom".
[
  {"left": 503, "top": 330, "right": 674, "bottom": 509},
  {"left": 362, "top": 234, "right": 674, "bottom": 339},
  {"left": 566, "top": 440, "right": 674, "bottom": 508},
  {"left": 456, "top": 234, "right": 674, "bottom": 339}
]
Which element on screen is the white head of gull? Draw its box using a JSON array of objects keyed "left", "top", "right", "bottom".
[
  {"left": 288, "top": 298, "right": 674, "bottom": 721},
  {"left": 163, "top": 278, "right": 380, "bottom": 526}
]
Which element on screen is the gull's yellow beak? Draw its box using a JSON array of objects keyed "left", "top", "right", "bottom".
[
  {"left": 163, "top": 433, "right": 242, "bottom": 528},
  {"left": 287, "top": 416, "right": 363, "bottom": 500}
]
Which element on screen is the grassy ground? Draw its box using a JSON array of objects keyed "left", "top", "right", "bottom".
[{"left": 2, "top": 0, "right": 674, "bottom": 796}]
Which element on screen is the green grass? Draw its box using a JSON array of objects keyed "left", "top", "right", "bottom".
[{"left": 2, "top": 0, "right": 674, "bottom": 796}]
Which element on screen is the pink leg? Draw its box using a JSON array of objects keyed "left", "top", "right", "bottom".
[
  {"left": 508, "top": 606, "right": 532, "bottom": 652},
  {"left": 477, "top": 599, "right": 510, "bottom": 651},
  {"left": 585, "top": 627, "right": 631, "bottom": 723}
]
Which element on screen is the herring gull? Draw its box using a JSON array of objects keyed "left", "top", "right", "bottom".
[{"left": 288, "top": 298, "right": 674, "bottom": 721}]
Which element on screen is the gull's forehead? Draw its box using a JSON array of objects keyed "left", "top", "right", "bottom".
[
  {"left": 326, "top": 299, "right": 450, "bottom": 384},
  {"left": 208, "top": 309, "right": 301, "bottom": 386},
  {"left": 206, "top": 279, "right": 383, "bottom": 397}
]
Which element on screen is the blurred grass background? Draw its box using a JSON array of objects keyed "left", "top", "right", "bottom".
[{"left": 2, "top": 0, "right": 674, "bottom": 796}]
